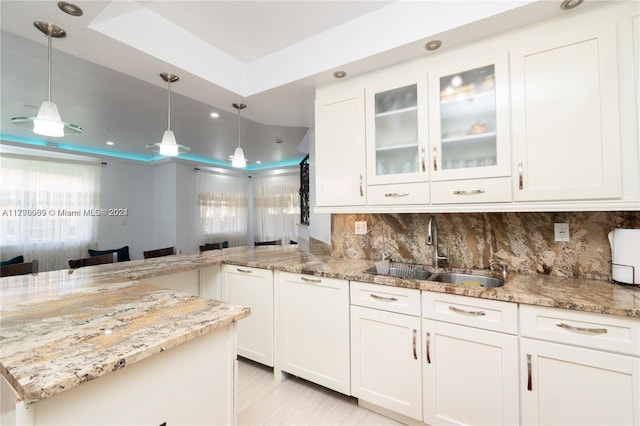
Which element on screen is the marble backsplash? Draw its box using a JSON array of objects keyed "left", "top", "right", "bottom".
[{"left": 331, "top": 211, "right": 640, "bottom": 281}]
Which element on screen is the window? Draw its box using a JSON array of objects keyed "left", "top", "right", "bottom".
[
  {"left": 197, "top": 171, "right": 248, "bottom": 247},
  {"left": 253, "top": 173, "right": 300, "bottom": 243},
  {"left": 0, "top": 155, "right": 101, "bottom": 271}
]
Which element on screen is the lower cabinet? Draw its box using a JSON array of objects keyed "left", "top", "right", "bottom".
[
  {"left": 520, "top": 305, "right": 640, "bottom": 426},
  {"left": 221, "top": 264, "right": 274, "bottom": 366},
  {"left": 277, "top": 272, "right": 350, "bottom": 394},
  {"left": 422, "top": 292, "right": 519, "bottom": 425},
  {"left": 350, "top": 282, "right": 422, "bottom": 421}
]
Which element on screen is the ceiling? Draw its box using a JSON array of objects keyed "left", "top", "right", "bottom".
[{"left": 0, "top": 0, "right": 577, "bottom": 171}]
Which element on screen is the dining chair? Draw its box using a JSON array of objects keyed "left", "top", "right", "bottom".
[
  {"left": 88, "top": 245, "right": 131, "bottom": 262},
  {"left": 199, "top": 242, "right": 221, "bottom": 252},
  {"left": 255, "top": 240, "right": 281, "bottom": 246},
  {"left": 69, "top": 253, "right": 116, "bottom": 269},
  {"left": 143, "top": 246, "right": 176, "bottom": 259},
  {"left": 0, "top": 260, "right": 39, "bottom": 277},
  {"left": 199, "top": 241, "right": 229, "bottom": 252}
]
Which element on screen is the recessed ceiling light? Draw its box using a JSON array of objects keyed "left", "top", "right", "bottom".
[
  {"left": 210, "top": 112, "right": 219, "bottom": 118},
  {"left": 57, "top": 1, "right": 83, "bottom": 16},
  {"left": 333, "top": 71, "right": 347, "bottom": 79},
  {"left": 256, "top": 160, "right": 261, "bottom": 164},
  {"left": 560, "top": 0, "right": 583, "bottom": 10},
  {"left": 106, "top": 141, "right": 114, "bottom": 146},
  {"left": 425, "top": 40, "right": 442, "bottom": 51}
]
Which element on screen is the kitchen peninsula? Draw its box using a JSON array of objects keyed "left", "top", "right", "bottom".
[
  {"left": 1, "top": 245, "right": 638, "bottom": 425},
  {"left": 0, "top": 260, "right": 250, "bottom": 425}
]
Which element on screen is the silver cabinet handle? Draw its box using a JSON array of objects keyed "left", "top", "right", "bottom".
[
  {"left": 453, "top": 189, "right": 485, "bottom": 195},
  {"left": 518, "top": 160, "right": 524, "bottom": 190},
  {"left": 384, "top": 192, "right": 409, "bottom": 197},
  {"left": 425, "top": 332, "right": 431, "bottom": 364},
  {"left": 432, "top": 146, "right": 438, "bottom": 171},
  {"left": 412, "top": 329, "right": 417, "bottom": 360},
  {"left": 300, "top": 276, "right": 321, "bottom": 283},
  {"left": 359, "top": 174, "right": 364, "bottom": 197},
  {"left": 527, "top": 354, "right": 532, "bottom": 391},
  {"left": 556, "top": 322, "right": 608, "bottom": 334},
  {"left": 236, "top": 268, "right": 252, "bottom": 273},
  {"left": 370, "top": 293, "right": 398, "bottom": 302},
  {"left": 421, "top": 147, "right": 426, "bottom": 172},
  {"left": 449, "top": 306, "right": 486, "bottom": 316}
]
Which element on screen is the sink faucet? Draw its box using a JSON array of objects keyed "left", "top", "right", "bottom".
[
  {"left": 427, "top": 215, "right": 449, "bottom": 268},
  {"left": 489, "top": 261, "right": 509, "bottom": 280}
]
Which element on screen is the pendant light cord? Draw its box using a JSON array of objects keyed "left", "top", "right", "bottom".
[
  {"left": 237, "top": 107, "right": 241, "bottom": 148},
  {"left": 167, "top": 79, "right": 171, "bottom": 131},
  {"left": 46, "top": 31, "right": 52, "bottom": 102}
]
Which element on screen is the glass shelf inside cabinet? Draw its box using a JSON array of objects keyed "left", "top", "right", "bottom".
[
  {"left": 439, "top": 65, "right": 497, "bottom": 170},
  {"left": 374, "top": 84, "right": 419, "bottom": 176}
]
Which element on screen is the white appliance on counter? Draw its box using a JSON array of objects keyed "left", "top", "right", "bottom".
[{"left": 608, "top": 229, "right": 640, "bottom": 285}]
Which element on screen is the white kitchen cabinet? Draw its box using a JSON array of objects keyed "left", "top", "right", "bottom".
[
  {"left": 221, "top": 264, "right": 274, "bottom": 366},
  {"left": 365, "top": 70, "right": 429, "bottom": 189},
  {"left": 520, "top": 305, "right": 640, "bottom": 426},
  {"left": 510, "top": 17, "right": 621, "bottom": 202},
  {"left": 315, "top": 89, "right": 366, "bottom": 207},
  {"left": 276, "top": 271, "right": 350, "bottom": 395},
  {"left": 428, "top": 51, "right": 511, "bottom": 186},
  {"left": 422, "top": 292, "right": 519, "bottom": 425},
  {"left": 350, "top": 281, "right": 422, "bottom": 421}
]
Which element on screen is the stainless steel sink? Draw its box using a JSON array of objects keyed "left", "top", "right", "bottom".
[
  {"left": 365, "top": 262, "right": 430, "bottom": 280},
  {"left": 427, "top": 272, "right": 504, "bottom": 288},
  {"left": 365, "top": 264, "right": 504, "bottom": 288}
]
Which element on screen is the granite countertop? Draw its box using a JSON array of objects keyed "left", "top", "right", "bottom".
[
  {"left": 0, "top": 266, "right": 250, "bottom": 406},
  {"left": 1, "top": 245, "right": 638, "bottom": 406},
  {"left": 212, "top": 246, "right": 640, "bottom": 318}
]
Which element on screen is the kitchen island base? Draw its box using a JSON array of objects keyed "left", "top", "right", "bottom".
[{"left": 1, "top": 323, "right": 238, "bottom": 426}]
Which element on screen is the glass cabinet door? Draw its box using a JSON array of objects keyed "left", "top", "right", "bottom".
[
  {"left": 429, "top": 53, "right": 510, "bottom": 181},
  {"left": 366, "top": 78, "right": 427, "bottom": 185}
]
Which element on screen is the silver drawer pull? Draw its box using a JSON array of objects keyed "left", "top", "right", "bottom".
[
  {"left": 556, "top": 322, "right": 608, "bottom": 334},
  {"left": 412, "top": 329, "right": 417, "bottom": 360},
  {"left": 453, "top": 189, "right": 485, "bottom": 195},
  {"left": 384, "top": 192, "right": 409, "bottom": 197},
  {"left": 518, "top": 160, "right": 524, "bottom": 190},
  {"left": 236, "top": 268, "right": 252, "bottom": 273},
  {"left": 301, "top": 276, "right": 321, "bottom": 283},
  {"left": 370, "top": 293, "right": 398, "bottom": 302},
  {"left": 449, "top": 306, "right": 486, "bottom": 316},
  {"left": 527, "top": 354, "right": 532, "bottom": 391}
]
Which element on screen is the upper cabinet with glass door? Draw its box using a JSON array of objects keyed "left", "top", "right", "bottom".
[
  {"left": 428, "top": 52, "right": 511, "bottom": 182},
  {"left": 365, "top": 73, "right": 428, "bottom": 186}
]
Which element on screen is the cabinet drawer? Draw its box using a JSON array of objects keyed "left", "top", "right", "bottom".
[
  {"left": 367, "top": 182, "right": 429, "bottom": 205},
  {"left": 422, "top": 292, "right": 518, "bottom": 334},
  {"left": 520, "top": 305, "right": 640, "bottom": 356},
  {"left": 430, "top": 177, "right": 512, "bottom": 204},
  {"left": 350, "top": 281, "right": 420, "bottom": 316}
]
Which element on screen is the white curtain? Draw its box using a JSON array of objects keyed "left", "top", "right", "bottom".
[
  {"left": 0, "top": 155, "right": 101, "bottom": 272},
  {"left": 254, "top": 173, "right": 300, "bottom": 244},
  {"left": 196, "top": 171, "right": 248, "bottom": 247}
]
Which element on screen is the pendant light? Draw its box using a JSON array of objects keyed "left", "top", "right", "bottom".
[
  {"left": 146, "top": 72, "right": 190, "bottom": 157},
  {"left": 11, "top": 21, "right": 82, "bottom": 137},
  {"left": 231, "top": 102, "right": 247, "bottom": 168}
]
